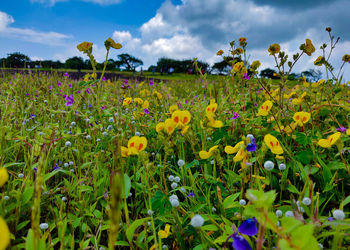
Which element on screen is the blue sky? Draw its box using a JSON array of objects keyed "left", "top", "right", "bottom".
[{"left": 0, "top": 0, "right": 349, "bottom": 81}]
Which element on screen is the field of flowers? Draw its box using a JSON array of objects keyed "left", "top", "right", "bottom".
[{"left": 0, "top": 29, "right": 350, "bottom": 250}]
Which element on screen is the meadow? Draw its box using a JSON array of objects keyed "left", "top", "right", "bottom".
[{"left": 0, "top": 30, "right": 350, "bottom": 250}]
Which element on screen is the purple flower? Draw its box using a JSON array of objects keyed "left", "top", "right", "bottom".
[
  {"left": 238, "top": 218, "right": 258, "bottom": 236},
  {"left": 62, "top": 94, "right": 67, "bottom": 99},
  {"left": 102, "top": 76, "right": 106, "bottom": 81},
  {"left": 149, "top": 79, "right": 154, "bottom": 86},
  {"left": 143, "top": 108, "right": 150, "bottom": 114},
  {"left": 336, "top": 126, "right": 347, "bottom": 133},
  {"left": 69, "top": 83, "right": 72, "bottom": 88},
  {"left": 231, "top": 233, "right": 252, "bottom": 250},
  {"left": 101, "top": 105, "right": 106, "bottom": 110},
  {"left": 246, "top": 142, "right": 257, "bottom": 152},
  {"left": 89, "top": 104, "right": 93, "bottom": 108},
  {"left": 65, "top": 94, "right": 74, "bottom": 107},
  {"left": 76, "top": 90, "right": 81, "bottom": 94},
  {"left": 85, "top": 88, "right": 91, "bottom": 95},
  {"left": 188, "top": 191, "right": 195, "bottom": 198},
  {"left": 53, "top": 163, "right": 59, "bottom": 171},
  {"left": 242, "top": 72, "right": 250, "bottom": 80},
  {"left": 231, "top": 112, "right": 240, "bottom": 120},
  {"left": 59, "top": 89, "right": 63, "bottom": 92},
  {"left": 48, "top": 85, "right": 53, "bottom": 90},
  {"left": 57, "top": 81, "right": 62, "bottom": 87},
  {"left": 26, "top": 93, "right": 30, "bottom": 96},
  {"left": 64, "top": 72, "right": 69, "bottom": 77},
  {"left": 254, "top": 103, "right": 257, "bottom": 107},
  {"left": 185, "top": 100, "right": 189, "bottom": 104}
]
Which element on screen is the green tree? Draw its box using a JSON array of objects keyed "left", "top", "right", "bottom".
[
  {"left": 5, "top": 52, "right": 30, "bottom": 68},
  {"left": 64, "top": 57, "right": 86, "bottom": 70},
  {"left": 115, "top": 53, "right": 143, "bottom": 71}
]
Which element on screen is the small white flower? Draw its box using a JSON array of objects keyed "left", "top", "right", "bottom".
[
  {"left": 264, "top": 161, "right": 274, "bottom": 171},
  {"left": 285, "top": 211, "right": 294, "bottom": 217},
  {"left": 40, "top": 223, "right": 49, "bottom": 230},
  {"left": 71, "top": 122, "right": 76, "bottom": 126},
  {"left": 302, "top": 197, "right": 311, "bottom": 206},
  {"left": 318, "top": 243, "right": 324, "bottom": 249},
  {"left": 102, "top": 131, "right": 108, "bottom": 137},
  {"left": 147, "top": 209, "right": 153, "bottom": 215},
  {"left": 70, "top": 169, "right": 74, "bottom": 173},
  {"left": 171, "top": 182, "right": 178, "bottom": 189},
  {"left": 174, "top": 176, "right": 180, "bottom": 183},
  {"left": 239, "top": 199, "right": 246, "bottom": 206},
  {"left": 69, "top": 161, "right": 74, "bottom": 166},
  {"left": 65, "top": 141, "right": 71, "bottom": 147},
  {"left": 86, "top": 135, "right": 91, "bottom": 140},
  {"left": 147, "top": 222, "right": 151, "bottom": 226},
  {"left": 170, "top": 199, "right": 179, "bottom": 207},
  {"left": 333, "top": 209, "right": 345, "bottom": 220},
  {"left": 276, "top": 221, "right": 280, "bottom": 227},
  {"left": 246, "top": 134, "right": 254, "bottom": 142},
  {"left": 169, "top": 195, "right": 178, "bottom": 202},
  {"left": 38, "top": 131, "right": 43, "bottom": 136},
  {"left": 135, "top": 132, "right": 141, "bottom": 136},
  {"left": 212, "top": 207, "right": 217, "bottom": 212},
  {"left": 107, "top": 125, "right": 112, "bottom": 131},
  {"left": 109, "top": 117, "right": 114, "bottom": 123},
  {"left": 177, "top": 159, "right": 185, "bottom": 167},
  {"left": 276, "top": 210, "right": 283, "bottom": 217},
  {"left": 18, "top": 173, "right": 24, "bottom": 178},
  {"left": 62, "top": 197, "right": 67, "bottom": 202},
  {"left": 207, "top": 137, "right": 212, "bottom": 141},
  {"left": 278, "top": 163, "right": 286, "bottom": 171},
  {"left": 191, "top": 215, "right": 204, "bottom": 228},
  {"left": 129, "top": 192, "right": 132, "bottom": 197},
  {"left": 64, "top": 163, "right": 69, "bottom": 168},
  {"left": 211, "top": 160, "right": 215, "bottom": 165},
  {"left": 4, "top": 196, "right": 9, "bottom": 200},
  {"left": 162, "top": 245, "right": 167, "bottom": 249},
  {"left": 85, "top": 118, "right": 90, "bottom": 123},
  {"left": 97, "top": 138, "right": 101, "bottom": 142},
  {"left": 180, "top": 187, "right": 186, "bottom": 192},
  {"left": 168, "top": 175, "right": 174, "bottom": 182}
]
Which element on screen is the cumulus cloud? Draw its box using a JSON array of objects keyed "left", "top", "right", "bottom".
[{"left": 0, "top": 10, "right": 71, "bottom": 46}]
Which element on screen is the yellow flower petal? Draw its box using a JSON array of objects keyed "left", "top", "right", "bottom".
[
  {"left": 199, "top": 151, "right": 212, "bottom": 159},
  {"left": 0, "top": 167, "right": 9, "bottom": 187},
  {"left": 0, "top": 217, "right": 10, "bottom": 250}
]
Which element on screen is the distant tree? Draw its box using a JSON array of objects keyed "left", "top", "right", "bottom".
[
  {"left": 301, "top": 69, "right": 322, "bottom": 82},
  {"left": 260, "top": 68, "right": 279, "bottom": 79},
  {"left": 156, "top": 58, "right": 209, "bottom": 74},
  {"left": 5, "top": 52, "right": 30, "bottom": 68},
  {"left": 115, "top": 53, "right": 143, "bottom": 71},
  {"left": 212, "top": 56, "right": 242, "bottom": 74},
  {"left": 64, "top": 57, "right": 86, "bottom": 69}
]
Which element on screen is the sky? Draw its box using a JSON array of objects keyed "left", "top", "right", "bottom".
[{"left": 0, "top": 0, "right": 349, "bottom": 81}]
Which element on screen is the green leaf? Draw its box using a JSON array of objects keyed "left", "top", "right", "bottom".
[
  {"left": 185, "top": 159, "right": 199, "bottom": 169},
  {"left": 126, "top": 218, "right": 149, "bottom": 243},
  {"left": 25, "top": 229, "right": 34, "bottom": 250},
  {"left": 223, "top": 193, "right": 240, "bottom": 209},
  {"left": 296, "top": 150, "right": 313, "bottom": 164},
  {"left": 281, "top": 217, "right": 303, "bottom": 234},
  {"left": 342, "top": 195, "right": 350, "bottom": 207},
  {"left": 123, "top": 174, "right": 131, "bottom": 199},
  {"left": 287, "top": 184, "right": 299, "bottom": 194},
  {"left": 22, "top": 186, "right": 34, "bottom": 204},
  {"left": 115, "top": 241, "right": 129, "bottom": 246},
  {"left": 193, "top": 244, "right": 206, "bottom": 250}
]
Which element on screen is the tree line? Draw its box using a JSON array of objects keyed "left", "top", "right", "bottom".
[{"left": 0, "top": 52, "right": 321, "bottom": 80}]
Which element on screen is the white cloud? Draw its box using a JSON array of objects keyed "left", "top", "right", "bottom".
[
  {"left": 82, "top": 0, "right": 122, "bottom": 5},
  {"left": 30, "top": 0, "right": 68, "bottom": 6},
  {"left": 0, "top": 10, "right": 71, "bottom": 46},
  {"left": 30, "top": 0, "right": 122, "bottom": 6}
]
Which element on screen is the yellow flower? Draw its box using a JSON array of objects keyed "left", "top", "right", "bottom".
[
  {"left": 181, "top": 125, "right": 190, "bottom": 134},
  {"left": 164, "top": 119, "right": 177, "bottom": 135},
  {"left": 224, "top": 141, "right": 244, "bottom": 154},
  {"left": 284, "top": 91, "right": 296, "bottom": 99},
  {"left": 121, "top": 146, "right": 130, "bottom": 158},
  {"left": 199, "top": 145, "right": 219, "bottom": 159},
  {"left": 143, "top": 100, "right": 149, "bottom": 109},
  {"left": 156, "top": 122, "right": 165, "bottom": 133},
  {"left": 216, "top": 49, "right": 224, "bottom": 56},
  {"left": 293, "top": 112, "right": 311, "bottom": 126},
  {"left": 284, "top": 122, "right": 297, "bottom": 134},
  {"left": 105, "top": 37, "right": 122, "bottom": 50},
  {"left": 304, "top": 39, "right": 315, "bottom": 56},
  {"left": 342, "top": 54, "right": 350, "bottom": 62},
  {"left": 250, "top": 60, "right": 261, "bottom": 70},
  {"left": 347, "top": 129, "right": 350, "bottom": 136},
  {"left": 232, "top": 62, "right": 244, "bottom": 72},
  {"left": 312, "top": 79, "right": 325, "bottom": 88},
  {"left": 172, "top": 110, "right": 191, "bottom": 127},
  {"left": 258, "top": 100, "right": 273, "bottom": 116},
  {"left": 264, "top": 134, "right": 283, "bottom": 155},
  {"left": 127, "top": 136, "right": 147, "bottom": 155},
  {"left": 0, "top": 217, "right": 10, "bottom": 250},
  {"left": 91, "top": 73, "right": 97, "bottom": 79},
  {"left": 314, "top": 56, "right": 324, "bottom": 66},
  {"left": 169, "top": 104, "right": 179, "bottom": 114},
  {"left": 234, "top": 48, "right": 243, "bottom": 55},
  {"left": 158, "top": 224, "right": 171, "bottom": 239},
  {"left": 0, "top": 167, "right": 9, "bottom": 187},
  {"left": 206, "top": 103, "right": 218, "bottom": 114},
  {"left": 239, "top": 37, "right": 247, "bottom": 43},
  {"left": 317, "top": 132, "right": 341, "bottom": 148},
  {"left": 268, "top": 43, "right": 280, "bottom": 55},
  {"left": 208, "top": 117, "right": 223, "bottom": 128},
  {"left": 77, "top": 41, "right": 93, "bottom": 52},
  {"left": 123, "top": 97, "right": 132, "bottom": 106},
  {"left": 134, "top": 98, "right": 143, "bottom": 105},
  {"left": 233, "top": 149, "right": 247, "bottom": 162}
]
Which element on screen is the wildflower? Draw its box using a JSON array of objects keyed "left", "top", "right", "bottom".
[
  {"left": 342, "top": 54, "right": 350, "bottom": 62},
  {"left": 177, "top": 159, "right": 185, "bottom": 167},
  {"left": 231, "top": 112, "right": 240, "bottom": 120},
  {"left": 347, "top": 129, "right": 350, "bottom": 136},
  {"left": 311, "top": 79, "right": 325, "bottom": 87},
  {"left": 302, "top": 197, "right": 312, "bottom": 206},
  {"left": 65, "top": 141, "right": 72, "bottom": 147},
  {"left": 40, "top": 223, "right": 49, "bottom": 230},
  {"left": 206, "top": 102, "right": 218, "bottom": 114},
  {"left": 264, "top": 134, "right": 283, "bottom": 155},
  {"left": 164, "top": 119, "right": 177, "bottom": 135},
  {"left": 18, "top": 173, "right": 24, "bottom": 178},
  {"left": 123, "top": 97, "right": 132, "bottom": 106},
  {"left": 85, "top": 88, "right": 91, "bottom": 95},
  {"left": 264, "top": 161, "right": 274, "bottom": 171},
  {"left": 258, "top": 100, "right": 273, "bottom": 116},
  {"left": 170, "top": 199, "right": 179, "bottom": 207},
  {"left": 180, "top": 187, "right": 186, "bottom": 192},
  {"left": 314, "top": 56, "right": 325, "bottom": 66},
  {"left": 77, "top": 41, "right": 93, "bottom": 52},
  {"left": 199, "top": 145, "right": 219, "bottom": 159},
  {"left": 53, "top": 163, "right": 59, "bottom": 171},
  {"left": 239, "top": 199, "right": 246, "bottom": 206},
  {"left": 169, "top": 104, "right": 178, "bottom": 114},
  {"left": 0, "top": 168, "right": 9, "bottom": 187},
  {"left": 304, "top": 39, "right": 315, "bottom": 56},
  {"left": 333, "top": 209, "right": 345, "bottom": 220},
  {"left": 317, "top": 132, "right": 341, "bottom": 148},
  {"left": 250, "top": 60, "right": 261, "bottom": 70},
  {"left": 188, "top": 191, "right": 195, "bottom": 198},
  {"left": 144, "top": 108, "right": 150, "bottom": 114},
  {"left": 172, "top": 110, "right": 191, "bottom": 127},
  {"left": 174, "top": 176, "right": 180, "bottom": 182},
  {"left": 232, "top": 62, "right": 244, "bottom": 72},
  {"left": 191, "top": 215, "right": 205, "bottom": 228},
  {"left": 336, "top": 126, "right": 347, "bottom": 133},
  {"left": 143, "top": 100, "right": 149, "bottom": 109},
  {"left": 149, "top": 79, "right": 154, "bottom": 86},
  {"left": 65, "top": 94, "right": 74, "bottom": 107},
  {"left": 293, "top": 111, "right": 311, "bottom": 126},
  {"left": 276, "top": 210, "right": 283, "bottom": 217},
  {"left": 268, "top": 43, "right": 280, "bottom": 55},
  {"left": 104, "top": 37, "right": 122, "bottom": 50},
  {"left": 171, "top": 182, "right": 178, "bottom": 189},
  {"left": 278, "top": 163, "right": 286, "bottom": 171},
  {"left": 217, "top": 50, "right": 224, "bottom": 56},
  {"left": 242, "top": 72, "right": 250, "bottom": 80},
  {"left": 285, "top": 211, "right": 294, "bottom": 217},
  {"left": 158, "top": 224, "right": 171, "bottom": 239},
  {"left": 239, "top": 37, "right": 247, "bottom": 44},
  {"left": 127, "top": 136, "right": 147, "bottom": 155},
  {"left": 64, "top": 72, "right": 69, "bottom": 77},
  {"left": 62, "top": 197, "right": 67, "bottom": 202},
  {"left": 0, "top": 217, "right": 10, "bottom": 250},
  {"left": 225, "top": 141, "right": 244, "bottom": 155},
  {"left": 156, "top": 122, "right": 165, "bottom": 133},
  {"left": 230, "top": 233, "right": 251, "bottom": 250},
  {"left": 238, "top": 217, "right": 258, "bottom": 236},
  {"left": 246, "top": 136, "right": 257, "bottom": 152}
]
